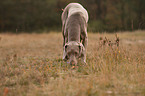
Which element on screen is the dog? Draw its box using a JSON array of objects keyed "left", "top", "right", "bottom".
[{"left": 61, "top": 3, "right": 88, "bottom": 65}]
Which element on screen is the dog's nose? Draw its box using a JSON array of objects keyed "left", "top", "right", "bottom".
[{"left": 70, "top": 61, "right": 75, "bottom": 65}]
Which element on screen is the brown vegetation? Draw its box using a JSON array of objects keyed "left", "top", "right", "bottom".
[{"left": 0, "top": 31, "right": 145, "bottom": 96}]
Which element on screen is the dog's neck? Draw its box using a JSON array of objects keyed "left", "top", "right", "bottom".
[{"left": 65, "top": 41, "right": 81, "bottom": 46}]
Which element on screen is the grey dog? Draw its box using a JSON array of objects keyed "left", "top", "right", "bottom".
[{"left": 61, "top": 3, "right": 88, "bottom": 65}]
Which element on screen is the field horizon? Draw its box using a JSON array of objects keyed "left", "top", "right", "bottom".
[{"left": 0, "top": 30, "right": 145, "bottom": 96}]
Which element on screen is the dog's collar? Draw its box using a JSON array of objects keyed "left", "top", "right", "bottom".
[{"left": 65, "top": 41, "right": 82, "bottom": 46}]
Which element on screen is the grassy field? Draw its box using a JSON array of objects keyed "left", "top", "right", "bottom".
[{"left": 0, "top": 30, "right": 145, "bottom": 96}]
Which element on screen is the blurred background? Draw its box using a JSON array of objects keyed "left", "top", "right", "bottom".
[{"left": 0, "top": 0, "right": 145, "bottom": 33}]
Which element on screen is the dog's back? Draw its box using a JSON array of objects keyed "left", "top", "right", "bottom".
[
  {"left": 66, "top": 12, "right": 86, "bottom": 42},
  {"left": 67, "top": 3, "right": 88, "bottom": 23},
  {"left": 61, "top": 3, "right": 88, "bottom": 35}
]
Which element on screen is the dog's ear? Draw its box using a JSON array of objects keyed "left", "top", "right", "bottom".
[
  {"left": 65, "top": 44, "right": 67, "bottom": 51},
  {"left": 79, "top": 43, "right": 85, "bottom": 57},
  {"left": 63, "top": 44, "right": 68, "bottom": 60},
  {"left": 79, "top": 45, "right": 81, "bottom": 53}
]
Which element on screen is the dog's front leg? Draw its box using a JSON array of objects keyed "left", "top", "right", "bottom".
[
  {"left": 81, "top": 52, "right": 86, "bottom": 64},
  {"left": 81, "top": 29, "right": 88, "bottom": 64},
  {"left": 82, "top": 36, "right": 88, "bottom": 49}
]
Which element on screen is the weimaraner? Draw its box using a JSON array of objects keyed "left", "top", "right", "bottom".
[{"left": 61, "top": 3, "right": 88, "bottom": 65}]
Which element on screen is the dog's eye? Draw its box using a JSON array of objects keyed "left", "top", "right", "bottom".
[{"left": 66, "top": 54, "right": 70, "bottom": 58}]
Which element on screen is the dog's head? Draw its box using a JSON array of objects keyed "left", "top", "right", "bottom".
[{"left": 63, "top": 41, "right": 85, "bottom": 65}]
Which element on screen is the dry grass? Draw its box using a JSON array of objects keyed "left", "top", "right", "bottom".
[{"left": 0, "top": 30, "right": 145, "bottom": 96}]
